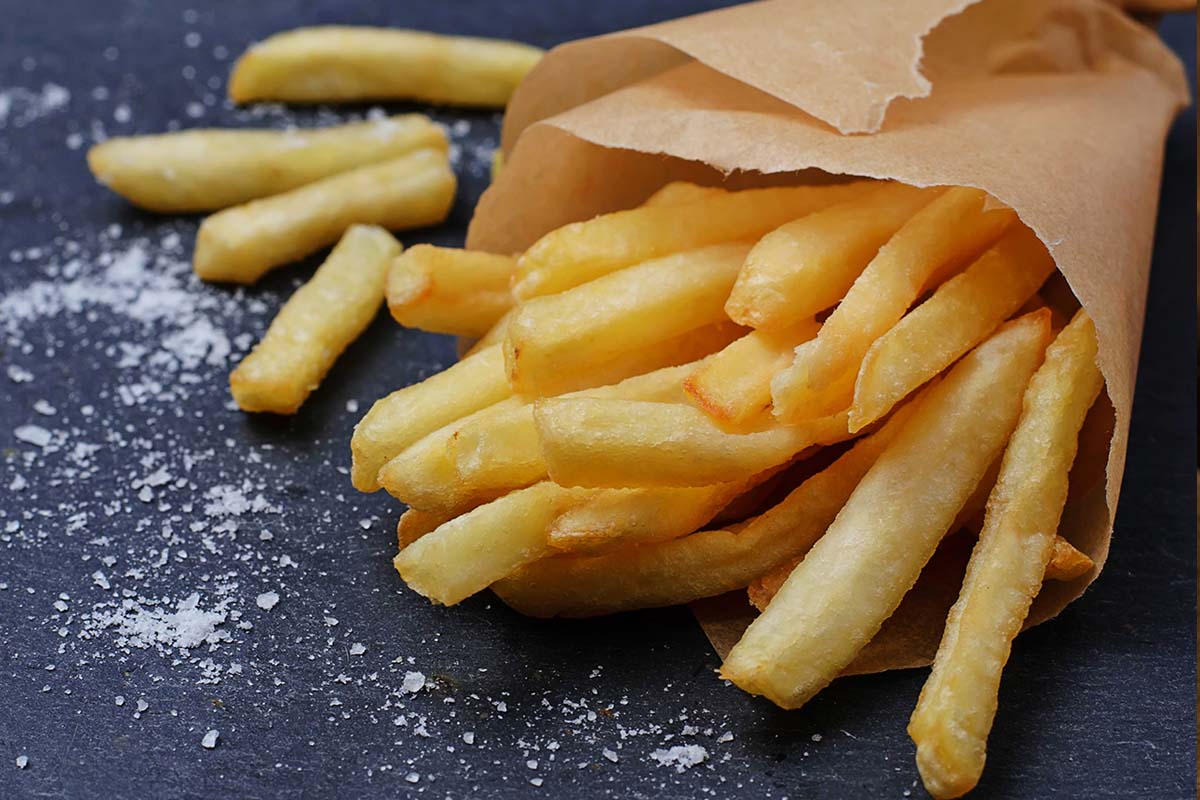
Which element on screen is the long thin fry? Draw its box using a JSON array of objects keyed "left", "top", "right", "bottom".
[
  {"left": 387, "top": 245, "right": 515, "bottom": 338},
  {"left": 87, "top": 115, "right": 447, "bottom": 213},
  {"left": 536, "top": 397, "right": 850, "bottom": 487},
  {"left": 194, "top": 148, "right": 455, "bottom": 284},
  {"left": 395, "top": 482, "right": 596, "bottom": 606},
  {"left": 505, "top": 244, "right": 749, "bottom": 395},
  {"left": 768, "top": 188, "right": 1016, "bottom": 421},
  {"left": 512, "top": 182, "right": 877, "bottom": 299},
  {"left": 849, "top": 225, "right": 1056, "bottom": 431},
  {"left": 350, "top": 343, "right": 510, "bottom": 493},
  {"left": 909, "top": 311, "right": 1102, "bottom": 799},
  {"left": 492, "top": 395, "right": 923, "bottom": 617},
  {"left": 720, "top": 311, "right": 1051, "bottom": 710},
  {"left": 229, "top": 27, "right": 544, "bottom": 107},
  {"left": 724, "top": 183, "right": 940, "bottom": 330},
  {"left": 230, "top": 225, "right": 399, "bottom": 414},
  {"left": 642, "top": 182, "right": 727, "bottom": 207}
]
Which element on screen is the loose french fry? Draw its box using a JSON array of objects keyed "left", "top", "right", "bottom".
[
  {"left": 505, "top": 244, "right": 749, "bottom": 395},
  {"left": 194, "top": 148, "right": 455, "bottom": 284},
  {"left": 387, "top": 245, "right": 515, "bottom": 337},
  {"left": 395, "top": 482, "right": 596, "bottom": 606},
  {"left": 725, "top": 183, "right": 940, "bottom": 330},
  {"left": 683, "top": 320, "right": 820, "bottom": 428},
  {"left": 535, "top": 397, "right": 850, "bottom": 487},
  {"left": 720, "top": 311, "right": 1051, "bottom": 710},
  {"left": 909, "top": 311, "right": 1102, "bottom": 799},
  {"left": 397, "top": 508, "right": 456, "bottom": 550},
  {"left": 87, "top": 115, "right": 447, "bottom": 213},
  {"left": 491, "top": 393, "right": 923, "bottom": 617},
  {"left": 350, "top": 343, "right": 510, "bottom": 493},
  {"left": 850, "top": 225, "right": 1056, "bottom": 431},
  {"left": 767, "top": 188, "right": 1016, "bottom": 421},
  {"left": 512, "top": 181, "right": 877, "bottom": 299},
  {"left": 229, "top": 27, "right": 544, "bottom": 107},
  {"left": 230, "top": 225, "right": 399, "bottom": 414},
  {"left": 642, "top": 181, "right": 727, "bottom": 207}
]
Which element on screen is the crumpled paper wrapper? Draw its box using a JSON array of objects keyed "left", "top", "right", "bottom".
[{"left": 466, "top": 0, "right": 1189, "bottom": 673}]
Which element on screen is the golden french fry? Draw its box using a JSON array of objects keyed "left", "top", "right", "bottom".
[
  {"left": 642, "top": 181, "right": 727, "bottom": 207},
  {"left": 724, "top": 183, "right": 940, "bottom": 330},
  {"left": 492, "top": 394, "right": 923, "bottom": 617},
  {"left": 194, "top": 148, "right": 455, "bottom": 284},
  {"left": 351, "top": 343, "right": 510, "bottom": 493},
  {"left": 490, "top": 150, "right": 504, "bottom": 183},
  {"left": 850, "top": 225, "right": 1056, "bottom": 432},
  {"left": 229, "top": 27, "right": 543, "bottom": 107},
  {"left": 230, "top": 225, "right": 399, "bottom": 414},
  {"left": 397, "top": 507, "right": 456, "bottom": 550},
  {"left": 683, "top": 321, "right": 820, "bottom": 428},
  {"left": 512, "top": 182, "right": 877, "bottom": 299},
  {"left": 767, "top": 188, "right": 1016, "bottom": 421},
  {"left": 535, "top": 397, "right": 849, "bottom": 488},
  {"left": 387, "top": 245, "right": 515, "bottom": 337},
  {"left": 505, "top": 244, "right": 749, "bottom": 395},
  {"left": 395, "top": 482, "right": 596, "bottom": 605},
  {"left": 86, "top": 115, "right": 447, "bottom": 213},
  {"left": 909, "top": 311, "right": 1102, "bottom": 799},
  {"left": 720, "top": 311, "right": 1051, "bottom": 710}
]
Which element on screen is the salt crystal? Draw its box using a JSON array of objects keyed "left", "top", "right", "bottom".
[
  {"left": 136, "top": 699, "right": 148, "bottom": 713},
  {"left": 14, "top": 424, "right": 52, "bottom": 448},
  {"left": 530, "top": 777, "right": 544, "bottom": 787},
  {"left": 201, "top": 729, "right": 219, "bottom": 749},
  {"left": 650, "top": 744, "right": 708, "bottom": 772},
  {"left": 349, "top": 642, "right": 366, "bottom": 656},
  {"left": 602, "top": 749, "right": 619, "bottom": 763},
  {"left": 16, "top": 755, "right": 28, "bottom": 769},
  {"left": 526, "top": 759, "right": 538, "bottom": 770},
  {"left": 91, "top": 570, "right": 110, "bottom": 590},
  {"left": 462, "top": 732, "right": 475, "bottom": 745},
  {"left": 811, "top": 733, "right": 823, "bottom": 742},
  {"left": 345, "top": 399, "right": 359, "bottom": 413},
  {"left": 405, "top": 772, "right": 420, "bottom": 784},
  {"left": 255, "top": 591, "right": 279, "bottom": 611},
  {"left": 6, "top": 365, "right": 32, "bottom": 383},
  {"left": 115, "top": 695, "right": 125, "bottom": 706},
  {"left": 717, "top": 732, "right": 734, "bottom": 743},
  {"left": 401, "top": 671, "right": 425, "bottom": 694}
]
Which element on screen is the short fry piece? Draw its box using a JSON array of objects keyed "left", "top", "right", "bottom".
[
  {"left": 504, "top": 244, "right": 749, "bottom": 395},
  {"left": 230, "top": 27, "right": 543, "bottom": 107},
  {"left": 230, "top": 225, "right": 399, "bottom": 414},
  {"left": 850, "top": 225, "right": 1056, "bottom": 431},
  {"left": 512, "top": 182, "right": 877, "bottom": 299},
  {"left": 194, "top": 148, "right": 455, "bottom": 284},
  {"left": 535, "top": 397, "right": 850, "bottom": 487},
  {"left": 684, "top": 321, "right": 820, "bottom": 428},
  {"left": 387, "top": 245, "right": 515, "bottom": 337},
  {"left": 86, "top": 115, "right": 447, "bottom": 213},
  {"left": 725, "top": 183, "right": 940, "bottom": 330},
  {"left": 642, "top": 182, "right": 727, "bottom": 207},
  {"left": 720, "top": 311, "right": 1051, "bottom": 710},
  {"left": 395, "top": 482, "right": 596, "bottom": 606},
  {"left": 492, "top": 394, "right": 922, "bottom": 617},
  {"left": 909, "top": 311, "right": 1102, "bottom": 799},
  {"left": 351, "top": 343, "right": 510, "bottom": 493},
  {"left": 768, "top": 187, "right": 1016, "bottom": 421}
]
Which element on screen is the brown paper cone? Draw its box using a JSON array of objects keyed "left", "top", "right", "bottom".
[{"left": 467, "top": 0, "right": 1189, "bottom": 671}]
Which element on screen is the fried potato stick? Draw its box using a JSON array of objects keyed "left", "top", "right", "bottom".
[
  {"left": 512, "top": 182, "right": 877, "bottom": 299},
  {"left": 387, "top": 245, "right": 515, "bottom": 338},
  {"left": 909, "top": 311, "right": 1102, "bottom": 799},
  {"left": 194, "top": 148, "right": 455, "bottom": 284},
  {"left": 229, "top": 27, "right": 544, "bottom": 107},
  {"left": 642, "top": 181, "right": 728, "bottom": 207},
  {"left": 230, "top": 225, "right": 399, "bottom": 414},
  {"left": 720, "top": 311, "right": 1051, "bottom": 710},
  {"left": 87, "top": 115, "right": 447, "bottom": 213},
  {"left": 849, "top": 225, "right": 1055, "bottom": 431}
]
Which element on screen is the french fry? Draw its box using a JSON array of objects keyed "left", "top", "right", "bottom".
[
  {"left": 194, "top": 148, "right": 455, "bottom": 284},
  {"left": 767, "top": 188, "right": 1016, "bottom": 421},
  {"left": 512, "top": 181, "right": 877, "bottom": 299},
  {"left": 504, "top": 244, "right": 749, "bottom": 395},
  {"left": 909, "top": 311, "right": 1103, "bottom": 799},
  {"left": 491, "top": 393, "right": 923, "bottom": 617},
  {"left": 229, "top": 27, "right": 544, "bottom": 107},
  {"left": 642, "top": 181, "right": 727, "bottom": 207},
  {"left": 849, "top": 225, "right": 1056, "bottom": 431},
  {"left": 535, "top": 397, "right": 850, "bottom": 487},
  {"left": 683, "top": 320, "right": 820, "bottom": 428},
  {"left": 397, "top": 508, "right": 455, "bottom": 550},
  {"left": 387, "top": 245, "right": 515, "bottom": 337},
  {"left": 230, "top": 225, "right": 399, "bottom": 414},
  {"left": 724, "top": 183, "right": 941, "bottom": 330},
  {"left": 86, "top": 115, "right": 447, "bottom": 213},
  {"left": 394, "top": 482, "right": 597, "bottom": 606},
  {"left": 720, "top": 311, "right": 1051, "bottom": 710},
  {"left": 490, "top": 150, "right": 504, "bottom": 183},
  {"left": 350, "top": 343, "right": 510, "bottom": 493}
]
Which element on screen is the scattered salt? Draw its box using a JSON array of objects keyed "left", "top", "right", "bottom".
[
  {"left": 650, "top": 744, "right": 708, "bottom": 772},
  {"left": 255, "top": 591, "right": 279, "bottom": 611},
  {"left": 14, "top": 424, "right": 52, "bottom": 448},
  {"left": 401, "top": 671, "right": 426, "bottom": 694},
  {"left": 201, "top": 730, "right": 219, "bottom": 749},
  {"left": 349, "top": 642, "right": 366, "bottom": 656},
  {"left": 16, "top": 755, "right": 28, "bottom": 769}
]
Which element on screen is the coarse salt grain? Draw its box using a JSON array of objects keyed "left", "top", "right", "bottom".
[{"left": 201, "top": 729, "right": 219, "bottom": 749}]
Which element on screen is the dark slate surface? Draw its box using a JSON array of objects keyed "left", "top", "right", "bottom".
[{"left": 0, "top": 3, "right": 1194, "bottom": 798}]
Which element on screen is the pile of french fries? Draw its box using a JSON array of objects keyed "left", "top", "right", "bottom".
[{"left": 353, "top": 180, "right": 1104, "bottom": 798}]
